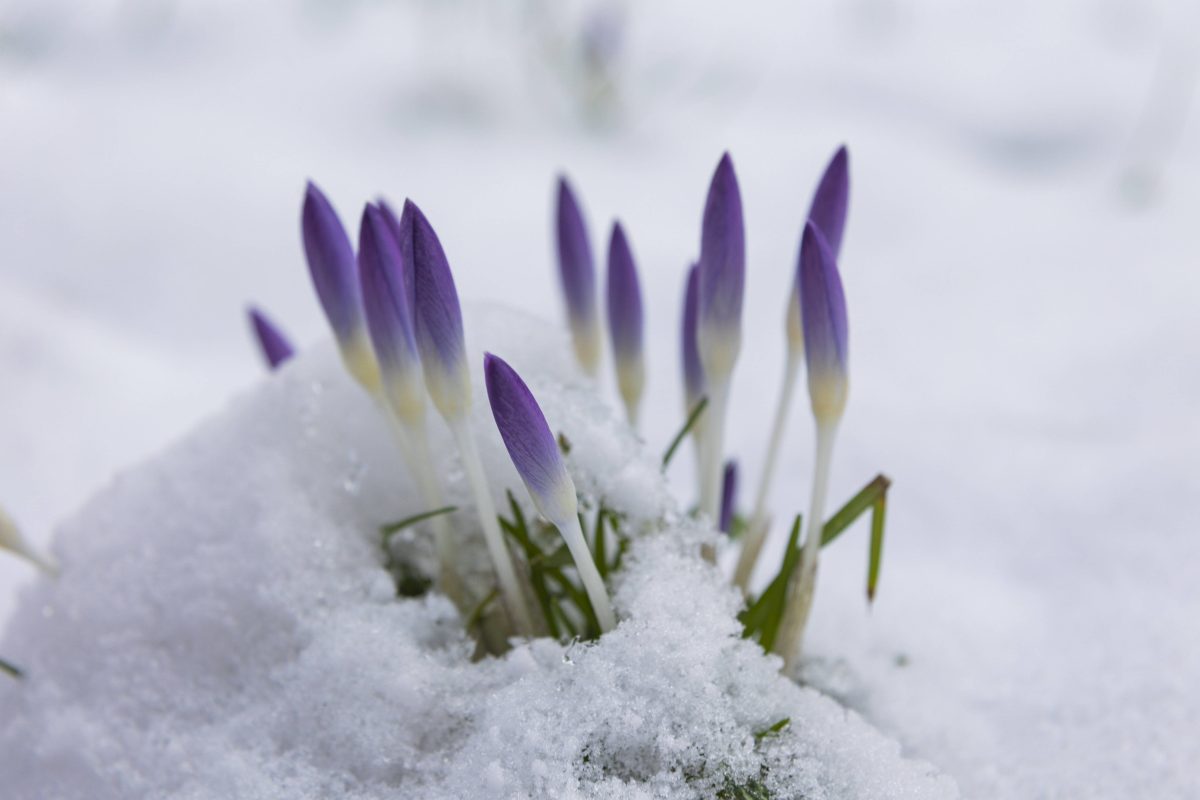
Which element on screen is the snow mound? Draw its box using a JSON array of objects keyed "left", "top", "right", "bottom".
[{"left": 0, "top": 307, "right": 955, "bottom": 799}]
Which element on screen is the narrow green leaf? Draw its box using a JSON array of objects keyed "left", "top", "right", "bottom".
[
  {"left": 593, "top": 506, "right": 608, "bottom": 579},
  {"left": 753, "top": 717, "right": 791, "bottom": 742},
  {"left": 661, "top": 396, "right": 708, "bottom": 470},
  {"left": 464, "top": 588, "right": 500, "bottom": 630},
  {"left": 380, "top": 505, "right": 458, "bottom": 543},
  {"left": 867, "top": 490, "right": 887, "bottom": 603},
  {"left": 821, "top": 474, "right": 890, "bottom": 548},
  {"left": 0, "top": 657, "right": 22, "bottom": 680},
  {"left": 740, "top": 515, "right": 802, "bottom": 649}
]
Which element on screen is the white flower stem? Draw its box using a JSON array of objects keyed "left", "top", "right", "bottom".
[
  {"left": 733, "top": 351, "right": 801, "bottom": 593},
  {"left": 556, "top": 514, "right": 616, "bottom": 632},
  {"left": 777, "top": 419, "right": 838, "bottom": 672},
  {"left": 699, "top": 378, "right": 731, "bottom": 525},
  {"left": 448, "top": 417, "right": 536, "bottom": 638}
]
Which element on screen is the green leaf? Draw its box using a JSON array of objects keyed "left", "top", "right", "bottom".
[
  {"left": 0, "top": 656, "right": 23, "bottom": 680},
  {"left": 464, "top": 588, "right": 500, "bottom": 630},
  {"left": 661, "top": 396, "right": 708, "bottom": 470},
  {"left": 867, "top": 490, "right": 887, "bottom": 603},
  {"left": 740, "top": 515, "right": 802, "bottom": 650},
  {"left": 753, "top": 717, "right": 791, "bottom": 742},
  {"left": 820, "top": 474, "right": 890, "bottom": 547},
  {"left": 380, "top": 505, "right": 458, "bottom": 543},
  {"left": 592, "top": 506, "right": 608, "bottom": 579}
]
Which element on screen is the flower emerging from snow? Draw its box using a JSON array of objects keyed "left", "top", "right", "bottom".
[
  {"left": 247, "top": 306, "right": 294, "bottom": 370},
  {"left": 606, "top": 221, "right": 645, "bottom": 426},
  {"left": 696, "top": 152, "right": 745, "bottom": 382},
  {"left": 798, "top": 222, "right": 849, "bottom": 423},
  {"left": 555, "top": 175, "right": 602, "bottom": 376},
  {"left": 788, "top": 147, "right": 850, "bottom": 350}
]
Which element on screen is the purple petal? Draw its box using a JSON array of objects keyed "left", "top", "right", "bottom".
[
  {"left": 377, "top": 198, "right": 416, "bottom": 315},
  {"left": 359, "top": 204, "right": 420, "bottom": 384},
  {"left": 247, "top": 306, "right": 295, "bottom": 371},
  {"left": 681, "top": 263, "right": 704, "bottom": 407},
  {"left": 605, "top": 221, "right": 643, "bottom": 362},
  {"left": 807, "top": 146, "right": 850, "bottom": 259},
  {"left": 484, "top": 353, "right": 576, "bottom": 523},
  {"left": 555, "top": 176, "right": 597, "bottom": 331},
  {"left": 799, "top": 222, "right": 849, "bottom": 402},
  {"left": 302, "top": 181, "right": 362, "bottom": 344},
  {"left": 697, "top": 152, "right": 746, "bottom": 339},
  {"left": 719, "top": 459, "right": 738, "bottom": 534}
]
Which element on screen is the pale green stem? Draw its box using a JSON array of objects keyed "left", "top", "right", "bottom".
[
  {"left": 733, "top": 351, "right": 801, "bottom": 593},
  {"left": 777, "top": 420, "right": 838, "bottom": 672},
  {"left": 555, "top": 514, "right": 616, "bottom": 632},
  {"left": 699, "top": 378, "right": 731, "bottom": 524},
  {"left": 448, "top": 418, "right": 536, "bottom": 638}
]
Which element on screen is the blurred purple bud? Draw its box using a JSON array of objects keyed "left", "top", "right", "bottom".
[
  {"left": 681, "top": 263, "right": 704, "bottom": 409},
  {"left": 302, "top": 181, "right": 361, "bottom": 344},
  {"left": 407, "top": 200, "right": 471, "bottom": 417},
  {"left": 247, "top": 306, "right": 295, "bottom": 371},
  {"left": 807, "top": 146, "right": 850, "bottom": 259},
  {"left": 359, "top": 204, "right": 425, "bottom": 423},
  {"left": 719, "top": 460, "right": 738, "bottom": 534},
  {"left": 799, "top": 222, "right": 849, "bottom": 421},
  {"left": 484, "top": 353, "right": 577, "bottom": 525},
  {"left": 697, "top": 152, "right": 745, "bottom": 377},
  {"left": 556, "top": 175, "right": 601, "bottom": 372},
  {"left": 377, "top": 198, "right": 416, "bottom": 315},
  {"left": 606, "top": 222, "right": 644, "bottom": 363}
]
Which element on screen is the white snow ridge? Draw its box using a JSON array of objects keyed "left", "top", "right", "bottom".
[{"left": 0, "top": 308, "right": 955, "bottom": 799}]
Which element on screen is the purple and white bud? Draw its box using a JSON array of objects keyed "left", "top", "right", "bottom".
[
  {"left": 681, "top": 263, "right": 704, "bottom": 412},
  {"left": 247, "top": 306, "right": 295, "bottom": 371},
  {"left": 302, "top": 180, "right": 378, "bottom": 391},
  {"left": 799, "top": 221, "right": 849, "bottom": 423},
  {"left": 788, "top": 146, "right": 850, "bottom": 350},
  {"left": 606, "top": 221, "right": 645, "bottom": 424},
  {"left": 555, "top": 176, "right": 602, "bottom": 375},
  {"left": 696, "top": 153, "right": 746, "bottom": 382},
  {"left": 358, "top": 204, "right": 426, "bottom": 427},
  {"left": 719, "top": 460, "right": 738, "bottom": 534}
]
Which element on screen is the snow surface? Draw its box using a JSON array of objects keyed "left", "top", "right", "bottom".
[
  {"left": 2, "top": 0, "right": 1200, "bottom": 797},
  {"left": 0, "top": 308, "right": 955, "bottom": 799}
]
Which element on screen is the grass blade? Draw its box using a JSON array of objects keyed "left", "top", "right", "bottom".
[
  {"left": 867, "top": 490, "right": 887, "bottom": 603},
  {"left": 381, "top": 505, "right": 458, "bottom": 543},
  {"left": 661, "top": 396, "right": 708, "bottom": 470},
  {"left": 0, "top": 656, "right": 23, "bottom": 680}
]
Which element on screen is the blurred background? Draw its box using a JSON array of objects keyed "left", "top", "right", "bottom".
[{"left": 2, "top": 0, "right": 1198, "bottom": 796}]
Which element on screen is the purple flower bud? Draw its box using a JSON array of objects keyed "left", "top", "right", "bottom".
[
  {"left": 799, "top": 221, "right": 849, "bottom": 421},
  {"left": 696, "top": 152, "right": 745, "bottom": 380},
  {"left": 606, "top": 221, "right": 644, "bottom": 420},
  {"left": 555, "top": 176, "right": 601, "bottom": 373},
  {"left": 719, "top": 459, "right": 738, "bottom": 534},
  {"left": 302, "top": 181, "right": 378, "bottom": 389},
  {"left": 407, "top": 200, "right": 471, "bottom": 419},
  {"left": 484, "top": 353, "right": 578, "bottom": 525},
  {"left": 247, "top": 306, "right": 295, "bottom": 371},
  {"left": 790, "top": 147, "right": 850, "bottom": 349},
  {"left": 359, "top": 204, "right": 425, "bottom": 425},
  {"left": 377, "top": 198, "right": 416, "bottom": 315},
  {"left": 681, "top": 263, "right": 704, "bottom": 410}
]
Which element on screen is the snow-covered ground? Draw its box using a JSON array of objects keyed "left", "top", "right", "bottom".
[{"left": 2, "top": 0, "right": 1198, "bottom": 796}]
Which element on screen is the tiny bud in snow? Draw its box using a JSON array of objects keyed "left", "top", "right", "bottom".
[
  {"left": 0, "top": 507, "right": 57, "bottom": 575},
  {"left": 719, "top": 460, "right": 738, "bottom": 534},
  {"left": 359, "top": 204, "right": 426, "bottom": 427},
  {"left": 555, "top": 176, "right": 602, "bottom": 375},
  {"left": 302, "top": 180, "right": 379, "bottom": 391},
  {"left": 407, "top": 201, "right": 472, "bottom": 420},
  {"left": 606, "top": 221, "right": 645, "bottom": 426},
  {"left": 681, "top": 263, "right": 704, "bottom": 412},
  {"left": 247, "top": 306, "right": 294, "bottom": 370},
  {"left": 799, "top": 222, "right": 849, "bottom": 423},
  {"left": 485, "top": 353, "right": 578, "bottom": 526},
  {"left": 789, "top": 146, "right": 850, "bottom": 350},
  {"left": 696, "top": 152, "right": 745, "bottom": 382}
]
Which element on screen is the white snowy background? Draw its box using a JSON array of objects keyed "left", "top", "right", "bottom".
[{"left": 1, "top": 0, "right": 1198, "bottom": 796}]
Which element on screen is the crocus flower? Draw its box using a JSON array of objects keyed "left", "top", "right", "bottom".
[
  {"left": 406, "top": 200, "right": 472, "bottom": 420},
  {"left": 696, "top": 152, "right": 745, "bottom": 381},
  {"left": 555, "top": 176, "right": 602, "bottom": 375},
  {"left": 788, "top": 146, "right": 850, "bottom": 349},
  {"left": 606, "top": 221, "right": 645, "bottom": 426},
  {"left": 377, "top": 198, "right": 416, "bottom": 315},
  {"left": 681, "top": 263, "right": 704, "bottom": 412},
  {"left": 302, "top": 181, "right": 379, "bottom": 391},
  {"left": 719, "top": 460, "right": 738, "bottom": 534},
  {"left": 358, "top": 203, "right": 426, "bottom": 427},
  {"left": 485, "top": 353, "right": 615, "bottom": 632},
  {"left": 798, "top": 221, "right": 849, "bottom": 423},
  {"left": 247, "top": 306, "right": 294, "bottom": 370},
  {"left": 0, "top": 506, "right": 56, "bottom": 575}
]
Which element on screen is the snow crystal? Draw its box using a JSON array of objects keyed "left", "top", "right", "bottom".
[{"left": 0, "top": 307, "right": 954, "bottom": 799}]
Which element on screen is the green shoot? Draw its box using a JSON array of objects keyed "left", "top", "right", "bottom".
[
  {"left": 0, "top": 657, "right": 22, "bottom": 680},
  {"left": 753, "top": 717, "right": 790, "bottom": 742},
  {"left": 464, "top": 588, "right": 499, "bottom": 631},
  {"left": 380, "top": 505, "right": 458, "bottom": 544},
  {"left": 662, "top": 396, "right": 708, "bottom": 470}
]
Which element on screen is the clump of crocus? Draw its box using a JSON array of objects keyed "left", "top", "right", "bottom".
[
  {"left": 302, "top": 181, "right": 380, "bottom": 393},
  {"left": 0, "top": 506, "right": 56, "bottom": 575},
  {"left": 734, "top": 147, "right": 849, "bottom": 592},
  {"left": 695, "top": 153, "right": 746, "bottom": 527},
  {"left": 776, "top": 221, "right": 850, "bottom": 669},
  {"left": 357, "top": 202, "right": 463, "bottom": 606},
  {"left": 406, "top": 201, "right": 536, "bottom": 637},
  {"left": 485, "top": 353, "right": 616, "bottom": 632},
  {"left": 555, "top": 176, "right": 602, "bottom": 377},
  {"left": 247, "top": 306, "right": 295, "bottom": 371},
  {"left": 605, "top": 221, "right": 645, "bottom": 427}
]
